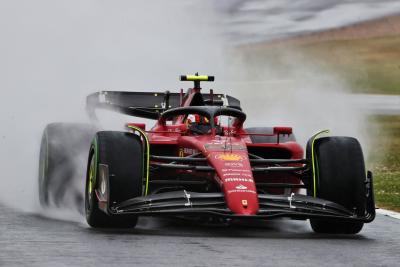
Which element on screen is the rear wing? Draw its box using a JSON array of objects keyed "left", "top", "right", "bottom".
[{"left": 86, "top": 91, "right": 241, "bottom": 121}]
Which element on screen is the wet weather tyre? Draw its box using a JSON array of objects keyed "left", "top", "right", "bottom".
[
  {"left": 38, "top": 123, "right": 97, "bottom": 208},
  {"left": 85, "top": 131, "right": 143, "bottom": 228},
  {"left": 307, "top": 136, "right": 366, "bottom": 234}
]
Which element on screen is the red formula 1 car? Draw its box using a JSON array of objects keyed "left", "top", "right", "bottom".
[{"left": 39, "top": 74, "right": 375, "bottom": 234}]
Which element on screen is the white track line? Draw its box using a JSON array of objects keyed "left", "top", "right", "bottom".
[{"left": 376, "top": 208, "right": 400, "bottom": 220}]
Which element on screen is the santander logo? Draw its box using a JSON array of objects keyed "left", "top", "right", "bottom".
[{"left": 235, "top": 184, "right": 248, "bottom": 190}]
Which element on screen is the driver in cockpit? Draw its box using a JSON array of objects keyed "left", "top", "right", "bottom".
[
  {"left": 186, "top": 114, "right": 222, "bottom": 135},
  {"left": 186, "top": 114, "right": 211, "bottom": 134}
]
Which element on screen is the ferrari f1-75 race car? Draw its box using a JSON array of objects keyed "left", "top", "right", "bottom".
[{"left": 38, "top": 74, "right": 375, "bottom": 234}]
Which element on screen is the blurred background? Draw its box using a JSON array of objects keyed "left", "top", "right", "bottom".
[{"left": 0, "top": 0, "right": 398, "bottom": 214}]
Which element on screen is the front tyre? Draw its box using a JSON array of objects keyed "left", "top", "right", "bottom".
[
  {"left": 85, "top": 131, "right": 144, "bottom": 228},
  {"left": 307, "top": 136, "right": 367, "bottom": 234}
]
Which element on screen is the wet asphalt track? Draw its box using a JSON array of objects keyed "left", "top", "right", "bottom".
[{"left": 1, "top": 204, "right": 399, "bottom": 267}]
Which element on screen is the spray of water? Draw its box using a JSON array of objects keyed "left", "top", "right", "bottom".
[
  {"left": 0, "top": 1, "right": 370, "bottom": 223},
  {"left": 0, "top": 0, "right": 225, "bottom": 219},
  {"left": 221, "top": 47, "right": 369, "bottom": 148}
]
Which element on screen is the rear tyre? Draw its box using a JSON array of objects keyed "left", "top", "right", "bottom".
[
  {"left": 245, "top": 127, "right": 296, "bottom": 143},
  {"left": 307, "top": 136, "right": 367, "bottom": 234},
  {"left": 85, "top": 131, "right": 143, "bottom": 228},
  {"left": 38, "top": 123, "right": 97, "bottom": 208}
]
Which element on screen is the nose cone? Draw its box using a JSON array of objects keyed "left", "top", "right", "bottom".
[
  {"left": 223, "top": 186, "right": 259, "bottom": 215},
  {"left": 209, "top": 151, "right": 259, "bottom": 216}
]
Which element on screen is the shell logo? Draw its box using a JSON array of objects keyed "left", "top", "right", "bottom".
[{"left": 215, "top": 153, "right": 244, "bottom": 161}]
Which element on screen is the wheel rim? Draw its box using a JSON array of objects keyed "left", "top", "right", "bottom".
[{"left": 86, "top": 152, "right": 96, "bottom": 211}]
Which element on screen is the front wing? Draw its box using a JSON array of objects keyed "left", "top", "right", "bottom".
[{"left": 109, "top": 188, "right": 375, "bottom": 223}]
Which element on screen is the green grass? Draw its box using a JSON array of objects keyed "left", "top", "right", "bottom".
[
  {"left": 297, "top": 36, "right": 400, "bottom": 95},
  {"left": 241, "top": 35, "right": 400, "bottom": 94},
  {"left": 367, "top": 115, "right": 400, "bottom": 211}
]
